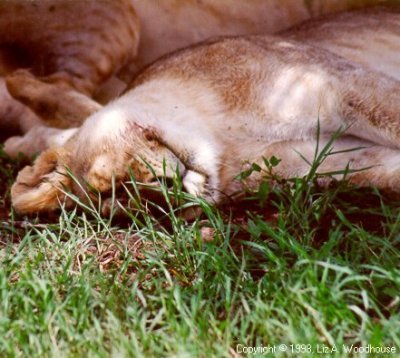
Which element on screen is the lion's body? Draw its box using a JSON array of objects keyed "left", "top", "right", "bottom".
[
  {"left": 130, "top": 0, "right": 398, "bottom": 73},
  {"left": 11, "top": 8, "right": 400, "bottom": 213},
  {"left": 0, "top": 0, "right": 139, "bottom": 93},
  {"left": 0, "top": 0, "right": 139, "bottom": 143},
  {"left": 0, "top": 0, "right": 394, "bottom": 138}
]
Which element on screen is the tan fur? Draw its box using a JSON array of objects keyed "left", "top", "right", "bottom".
[
  {"left": 0, "top": 77, "right": 41, "bottom": 137},
  {"left": 11, "top": 8, "right": 400, "bottom": 214},
  {"left": 0, "top": 0, "right": 139, "bottom": 154},
  {"left": 1, "top": 0, "right": 394, "bottom": 157},
  {"left": 129, "top": 0, "right": 398, "bottom": 74},
  {"left": 11, "top": 149, "right": 72, "bottom": 213},
  {"left": 0, "top": 0, "right": 139, "bottom": 94}
]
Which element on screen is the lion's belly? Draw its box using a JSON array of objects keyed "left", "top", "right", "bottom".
[{"left": 222, "top": 70, "right": 343, "bottom": 145}]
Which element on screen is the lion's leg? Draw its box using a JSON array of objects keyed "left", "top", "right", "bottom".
[
  {"left": 4, "top": 126, "right": 78, "bottom": 158},
  {"left": 245, "top": 136, "right": 400, "bottom": 193},
  {"left": 6, "top": 70, "right": 102, "bottom": 129},
  {"left": 0, "top": 77, "right": 42, "bottom": 137},
  {"left": 0, "top": 0, "right": 139, "bottom": 137},
  {"left": 0, "top": 1, "right": 139, "bottom": 95},
  {"left": 337, "top": 69, "right": 400, "bottom": 149}
]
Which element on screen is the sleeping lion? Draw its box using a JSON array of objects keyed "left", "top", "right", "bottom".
[
  {"left": 1, "top": 0, "right": 392, "bottom": 156},
  {"left": 11, "top": 8, "right": 400, "bottom": 214}
]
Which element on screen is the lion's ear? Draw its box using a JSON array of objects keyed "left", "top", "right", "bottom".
[{"left": 11, "top": 149, "right": 73, "bottom": 214}]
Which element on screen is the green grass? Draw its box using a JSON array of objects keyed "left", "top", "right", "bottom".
[{"left": 0, "top": 144, "right": 399, "bottom": 357}]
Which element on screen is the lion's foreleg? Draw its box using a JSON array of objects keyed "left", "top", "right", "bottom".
[
  {"left": 243, "top": 137, "right": 400, "bottom": 194},
  {"left": 6, "top": 70, "right": 103, "bottom": 129},
  {"left": 4, "top": 125, "right": 78, "bottom": 158}
]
